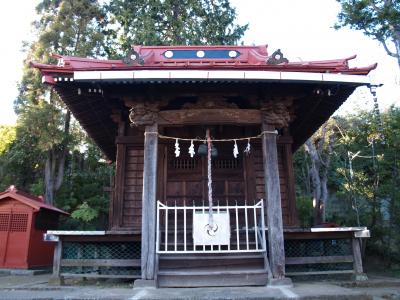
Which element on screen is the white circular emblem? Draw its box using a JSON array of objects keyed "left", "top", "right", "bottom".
[
  {"left": 228, "top": 50, "right": 237, "bottom": 58},
  {"left": 165, "top": 50, "right": 174, "bottom": 58},
  {"left": 205, "top": 223, "right": 218, "bottom": 236},
  {"left": 196, "top": 50, "right": 205, "bottom": 58}
]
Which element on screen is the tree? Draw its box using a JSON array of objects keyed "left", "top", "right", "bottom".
[
  {"left": 304, "top": 120, "right": 336, "bottom": 224},
  {"left": 335, "top": 0, "right": 400, "bottom": 68},
  {"left": 0, "top": 121, "right": 44, "bottom": 192},
  {"left": 379, "top": 106, "right": 400, "bottom": 262},
  {"left": 103, "top": 0, "right": 248, "bottom": 56},
  {"left": 57, "top": 142, "right": 112, "bottom": 230},
  {"left": 0, "top": 126, "right": 16, "bottom": 155},
  {"left": 17, "top": 0, "right": 106, "bottom": 205},
  {"left": 0, "top": 125, "right": 16, "bottom": 186},
  {"left": 293, "top": 108, "right": 400, "bottom": 264},
  {"left": 9, "top": 0, "right": 248, "bottom": 226}
]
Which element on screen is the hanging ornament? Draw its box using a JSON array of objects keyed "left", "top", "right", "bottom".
[
  {"left": 369, "top": 84, "right": 385, "bottom": 144},
  {"left": 188, "top": 140, "right": 195, "bottom": 157},
  {"left": 244, "top": 138, "right": 251, "bottom": 155},
  {"left": 174, "top": 139, "right": 180, "bottom": 157},
  {"left": 233, "top": 140, "right": 239, "bottom": 158}
]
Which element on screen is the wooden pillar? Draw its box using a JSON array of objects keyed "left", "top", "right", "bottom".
[
  {"left": 48, "top": 239, "right": 64, "bottom": 285},
  {"left": 141, "top": 123, "right": 158, "bottom": 280},
  {"left": 352, "top": 238, "right": 368, "bottom": 280},
  {"left": 262, "top": 123, "right": 287, "bottom": 281}
]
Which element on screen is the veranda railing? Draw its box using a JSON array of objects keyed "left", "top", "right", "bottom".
[{"left": 156, "top": 199, "right": 266, "bottom": 254}]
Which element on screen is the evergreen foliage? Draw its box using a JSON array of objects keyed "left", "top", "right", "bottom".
[
  {"left": 0, "top": 126, "right": 16, "bottom": 155},
  {"left": 335, "top": 0, "right": 400, "bottom": 67},
  {"left": 1, "top": 0, "right": 247, "bottom": 229},
  {"left": 294, "top": 107, "right": 400, "bottom": 266},
  {"left": 103, "top": 0, "right": 248, "bottom": 57}
]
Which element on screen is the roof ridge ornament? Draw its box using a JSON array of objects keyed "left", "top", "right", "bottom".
[
  {"left": 267, "top": 49, "right": 289, "bottom": 65},
  {"left": 6, "top": 185, "right": 17, "bottom": 192},
  {"left": 123, "top": 49, "right": 145, "bottom": 65}
]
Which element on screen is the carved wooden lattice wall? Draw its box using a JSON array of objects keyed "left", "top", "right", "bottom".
[
  {"left": 252, "top": 145, "right": 293, "bottom": 226},
  {"left": 122, "top": 147, "right": 144, "bottom": 229},
  {"left": 109, "top": 127, "right": 297, "bottom": 231}
]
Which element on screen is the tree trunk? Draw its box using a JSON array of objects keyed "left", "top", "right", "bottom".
[
  {"left": 45, "top": 152, "right": 55, "bottom": 206},
  {"left": 305, "top": 128, "right": 334, "bottom": 225},
  {"left": 305, "top": 139, "right": 323, "bottom": 225},
  {"left": 303, "top": 151, "right": 311, "bottom": 195},
  {"left": 43, "top": 110, "right": 71, "bottom": 205},
  {"left": 320, "top": 175, "right": 328, "bottom": 223},
  {"left": 55, "top": 110, "right": 70, "bottom": 191},
  {"left": 319, "top": 135, "right": 334, "bottom": 223}
]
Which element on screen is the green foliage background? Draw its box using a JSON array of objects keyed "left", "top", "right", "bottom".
[{"left": 294, "top": 107, "right": 400, "bottom": 268}]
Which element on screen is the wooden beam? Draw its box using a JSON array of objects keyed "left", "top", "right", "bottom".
[
  {"left": 158, "top": 109, "right": 262, "bottom": 125},
  {"left": 285, "top": 255, "right": 353, "bottom": 265},
  {"left": 141, "top": 123, "right": 158, "bottom": 280},
  {"left": 286, "top": 270, "right": 353, "bottom": 276},
  {"left": 262, "top": 123, "right": 286, "bottom": 279},
  {"left": 61, "top": 259, "right": 140, "bottom": 267},
  {"left": 60, "top": 273, "right": 140, "bottom": 279},
  {"left": 115, "top": 136, "right": 143, "bottom": 144},
  {"left": 284, "top": 232, "right": 353, "bottom": 240},
  {"left": 63, "top": 234, "right": 140, "bottom": 242}
]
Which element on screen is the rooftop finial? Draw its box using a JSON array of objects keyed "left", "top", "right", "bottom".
[{"left": 7, "top": 185, "right": 17, "bottom": 192}]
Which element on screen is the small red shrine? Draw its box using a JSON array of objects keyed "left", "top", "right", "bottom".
[
  {"left": 33, "top": 45, "right": 375, "bottom": 286},
  {"left": 0, "top": 186, "right": 68, "bottom": 269}
]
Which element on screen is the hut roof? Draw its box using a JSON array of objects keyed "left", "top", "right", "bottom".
[{"left": 0, "top": 186, "right": 69, "bottom": 215}]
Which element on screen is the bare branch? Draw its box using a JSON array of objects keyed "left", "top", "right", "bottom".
[{"left": 377, "top": 37, "right": 398, "bottom": 58}]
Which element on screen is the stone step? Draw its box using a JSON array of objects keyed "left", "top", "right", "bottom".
[{"left": 157, "top": 268, "right": 268, "bottom": 288}]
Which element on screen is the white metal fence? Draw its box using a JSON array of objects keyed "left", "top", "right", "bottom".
[{"left": 156, "top": 200, "right": 266, "bottom": 254}]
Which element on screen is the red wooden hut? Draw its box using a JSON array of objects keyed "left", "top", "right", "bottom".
[
  {"left": 0, "top": 186, "right": 68, "bottom": 269},
  {"left": 33, "top": 45, "right": 375, "bottom": 287}
]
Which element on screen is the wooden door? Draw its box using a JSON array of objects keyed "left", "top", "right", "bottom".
[
  {"left": 0, "top": 212, "right": 10, "bottom": 266},
  {"left": 211, "top": 143, "right": 246, "bottom": 205},
  {"left": 163, "top": 140, "right": 204, "bottom": 206},
  {"left": 161, "top": 141, "right": 247, "bottom": 205}
]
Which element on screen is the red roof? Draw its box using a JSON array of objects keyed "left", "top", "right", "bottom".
[
  {"left": 0, "top": 186, "right": 68, "bottom": 215},
  {"left": 31, "top": 45, "right": 377, "bottom": 78},
  {"left": 30, "top": 45, "right": 378, "bottom": 159}
]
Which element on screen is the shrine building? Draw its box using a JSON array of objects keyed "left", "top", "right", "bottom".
[{"left": 33, "top": 45, "right": 375, "bottom": 287}]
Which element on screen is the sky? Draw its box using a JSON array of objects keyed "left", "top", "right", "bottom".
[{"left": 0, "top": 0, "right": 399, "bottom": 126}]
